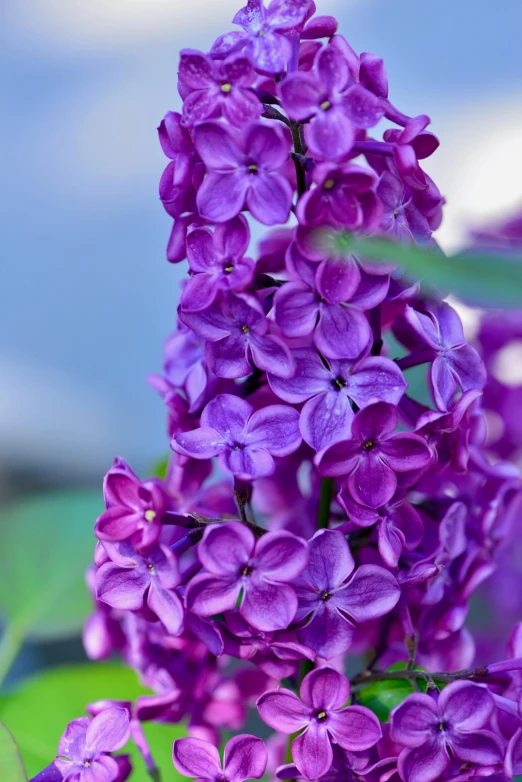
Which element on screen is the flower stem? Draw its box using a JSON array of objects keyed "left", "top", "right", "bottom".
[
  {"left": 317, "top": 478, "right": 333, "bottom": 529},
  {"left": 0, "top": 623, "right": 25, "bottom": 689},
  {"left": 350, "top": 664, "right": 490, "bottom": 688}
]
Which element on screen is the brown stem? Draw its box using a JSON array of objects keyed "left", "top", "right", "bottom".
[{"left": 351, "top": 665, "right": 489, "bottom": 688}]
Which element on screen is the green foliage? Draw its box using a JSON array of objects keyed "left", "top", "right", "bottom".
[
  {"left": 328, "top": 233, "right": 522, "bottom": 308},
  {"left": 0, "top": 719, "right": 27, "bottom": 782},
  {"left": 0, "top": 663, "right": 186, "bottom": 781},
  {"left": 357, "top": 663, "right": 427, "bottom": 722},
  {"left": 148, "top": 456, "right": 170, "bottom": 480}
]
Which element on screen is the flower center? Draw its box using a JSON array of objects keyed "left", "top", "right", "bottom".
[
  {"left": 148, "top": 563, "right": 156, "bottom": 574},
  {"left": 83, "top": 761, "right": 92, "bottom": 768},
  {"left": 437, "top": 721, "right": 449, "bottom": 732},
  {"left": 221, "top": 83, "right": 232, "bottom": 94},
  {"left": 241, "top": 324, "right": 250, "bottom": 334},
  {"left": 323, "top": 178, "right": 336, "bottom": 191},
  {"left": 320, "top": 590, "right": 331, "bottom": 602},
  {"left": 144, "top": 509, "right": 157, "bottom": 523},
  {"left": 316, "top": 710, "right": 328, "bottom": 721},
  {"left": 224, "top": 264, "right": 234, "bottom": 274},
  {"left": 248, "top": 164, "right": 258, "bottom": 175},
  {"left": 320, "top": 100, "right": 331, "bottom": 111},
  {"left": 362, "top": 440, "right": 375, "bottom": 450},
  {"left": 241, "top": 566, "right": 253, "bottom": 577},
  {"left": 332, "top": 376, "right": 347, "bottom": 391}
]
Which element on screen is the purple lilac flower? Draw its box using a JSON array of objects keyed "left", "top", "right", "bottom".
[
  {"left": 293, "top": 529, "right": 400, "bottom": 659},
  {"left": 377, "top": 171, "right": 433, "bottom": 243},
  {"left": 405, "top": 302, "right": 487, "bottom": 411},
  {"left": 193, "top": 120, "right": 292, "bottom": 225},
  {"left": 212, "top": 0, "right": 311, "bottom": 74},
  {"left": 180, "top": 292, "right": 295, "bottom": 379},
  {"left": 390, "top": 682, "right": 503, "bottom": 782},
  {"left": 178, "top": 50, "right": 261, "bottom": 128},
  {"left": 186, "top": 520, "right": 308, "bottom": 631},
  {"left": 317, "top": 402, "right": 432, "bottom": 508},
  {"left": 180, "top": 217, "right": 255, "bottom": 312},
  {"left": 506, "top": 726, "right": 522, "bottom": 778},
  {"left": 49, "top": 708, "right": 131, "bottom": 782},
  {"left": 172, "top": 394, "right": 301, "bottom": 480},
  {"left": 96, "top": 542, "right": 184, "bottom": 635},
  {"left": 383, "top": 115, "right": 439, "bottom": 189},
  {"left": 173, "top": 734, "right": 267, "bottom": 782},
  {"left": 268, "top": 347, "right": 407, "bottom": 451},
  {"left": 257, "top": 666, "right": 382, "bottom": 779},
  {"left": 158, "top": 111, "right": 200, "bottom": 218}
]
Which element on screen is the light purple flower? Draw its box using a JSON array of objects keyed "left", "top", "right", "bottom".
[
  {"left": 377, "top": 171, "right": 432, "bottom": 243},
  {"left": 316, "top": 402, "right": 432, "bottom": 508},
  {"left": 96, "top": 542, "right": 184, "bottom": 635},
  {"left": 180, "top": 292, "right": 295, "bottom": 379},
  {"left": 186, "top": 520, "right": 308, "bottom": 631},
  {"left": 293, "top": 529, "right": 400, "bottom": 659},
  {"left": 405, "top": 302, "right": 487, "bottom": 411},
  {"left": 257, "top": 666, "right": 382, "bottom": 779},
  {"left": 179, "top": 50, "right": 261, "bottom": 127},
  {"left": 172, "top": 394, "right": 301, "bottom": 480},
  {"left": 173, "top": 734, "right": 267, "bottom": 782},
  {"left": 268, "top": 347, "right": 407, "bottom": 451},
  {"left": 158, "top": 111, "right": 199, "bottom": 218},
  {"left": 390, "top": 682, "right": 503, "bottom": 782},
  {"left": 53, "top": 708, "right": 130, "bottom": 782},
  {"left": 194, "top": 120, "right": 292, "bottom": 225},
  {"left": 181, "top": 217, "right": 255, "bottom": 312}
]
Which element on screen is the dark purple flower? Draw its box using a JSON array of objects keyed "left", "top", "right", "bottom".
[
  {"left": 268, "top": 347, "right": 407, "bottom": 451},
  {"left": 158, "top": 111, "right": 200, "bottom": 218},
  {"left": 186, "top": 520, "right": 308, "bottom": 631},
  {"left": 53, "top": 708, "right": 130, "bottom": 782},
  {"left": 293, "top": 529, "right": 400, "bottom": 659},
  {"left": 180, "top": 292, "right": 295, "bottom": 379},
  {"left": 179, "top": 50, "right": 261, "bottom": 127},
  {"left": 96, "top": 542, "right": 184, "bottom": 635},
  {"left": 194, "top": 120, "right": 292, "bottom": 225},
  {"left": 172, "top": 394, "right": 301, "bottom": 480},
  {"left": 390, "top": 682, "right": 503, "bottom": 782},
  {"left": 383, "top": 115, "right": 439, "bottom": 189},
  {"left": 173, "top": 734, "right": 267, "bottom": 782},
  {"left": 181, "top": 217, "right": 255, "bottom": 312},
  {"left": 405, "top": 302, "right": 487, "bottom": 411},
  {"left": 257, "top": 666, "right": 382, "bottom": 779},
  {"left": 316, "top": 402, "right": 432, "bottom": 508}
]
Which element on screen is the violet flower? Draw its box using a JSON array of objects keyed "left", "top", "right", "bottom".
[
  {"left": 383, "top": 115, "right": 439, "bottom": 189},
  {"left": 173, "top": 734, "right": 267, "bottom": 782},
  {"left": 293, "top": 529, "right": 400, "bottom": 658},
  {"left": 158, "top": 111, "right": 199, "bottom": 218},
  {"left": 268, "top": 347, "right": 407, "bottom": 451},
  {"left": 178, "top": 50, "right": 261, "bottom": 128},
  {"left": 186, "top": 520, "right": 308, "bottom": 631},
  {"left": 377, "top": 171, "right": 433, "bottom": 243},
  {"left": 316, "top": 401, "right": 432, "bottom": 508},
  {"left": 193, "top": 120, "right": 292, "bottom": 225},
  {"left": 390, "top": 682, "right": 503, "bottom": 782},
  {"left": 180, "top": 217, "right": 255, "bottom": 312},
  {"left": 257, "top": 666, "right": 382, "bottom": 779}
]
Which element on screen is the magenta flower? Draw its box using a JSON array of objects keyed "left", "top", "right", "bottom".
[
  {"left": 390, "top": 682, "right": 503, "bottom": 782},
  {"left": 316, "top": 402, "right": 432, "bottom": 508},
  {"left": 172, "top": 394, "right": 301, "bottom": 480},
  {"left": 180, "top": 217, "right": 255, "bottom": 312},
  {"left": 268, "top": 347, "right": 407, "bottom": 451},
  {"left": 96, "top": 542, "right": 184, "bottom": 635},
  {"left": 257, "top": 666, "right": 382, "bottom": 779},
  {"left": 180, "top": 292, "right": 295, "bottom": 379},
  {"left": 383, "top": 115, "right": 439, "bottom": 189},
  {"left": 158, "top": 111, "right": 199, "bottom": 218},
  {"left": 186, "top": 520, "right": 308, "bottom": 631},
  {"left": 405, "top": 302, "right": 487, "bottom": 411},
  {"left": 53, "top": 708, "right": 130, "bottom": 782},
  {"left": 293, "top": 529, "right": 400, "bottom": 659},
  {"left": 178, "top": 50, "right": 261, "bottom": 128},
  {"left": 173, "top": 734, "right": 267, "bottom": 782},
  {"left": 193, "top": 120, "right": 292, "bottom": 225}
]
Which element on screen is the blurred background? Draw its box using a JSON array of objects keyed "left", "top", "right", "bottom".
[{"left": 1, "top": 0, "right": 522, "bottom": 694}]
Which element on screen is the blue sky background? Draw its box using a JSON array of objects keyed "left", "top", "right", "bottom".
[{"left": 1, "top": 0, "right": 521, "bottom": 482}]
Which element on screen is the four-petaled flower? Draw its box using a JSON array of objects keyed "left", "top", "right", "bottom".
[{"left": 173, "top": 734, "right": 267, "bottom": 782}]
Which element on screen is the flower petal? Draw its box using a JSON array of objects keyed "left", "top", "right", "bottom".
[
  {"left": 197, "top": 171, "right": 249, "bottom": 223},
  {"left": 194, "top": 121, "right": 241, "bottom": 169},
  {"left": 300, "top": 390, "right": 353, "bottom": 451},
  {"left": 86, "top": 707, "right": 130, "bottom": 754},
  {"left": 242, "top": 579, "right": 298, "bottom": 631},
  {"left": 292, "top": 722, "right": 332, "bottom": 781},
  {"left": 438, "top": 681, "right": 494, "bottom": 731},
  {"left": 390, "top": 694, "right": 439, "bottom": 748},
  {"left": 224, "top": 734, "right": 268, "bottom": 782},
  {"left": 173, "top": 737, "right": 222, "bottom": 779},
  {"left": 328, "top": 705, "right": 381, "bottom": 750},
  {"left": 147, "top": 581, "right": 184, "bottom": 635},
  {"left": 201, "top": 394, "right": 252, "bottom": 441},
  {"left": 172, "top": 427, "right": 227, "bottom": 459},
  {"left": 348, "top": 452, "right": 397, "bottom": 508},
  {"left": 379, "top": 433, "right": 431, "bottom": 472},
  {"left": 449, "top": 729, "right": 503, "bottom": 765},
  {"left": 245, "top": 405, "right": 301, "bottom": 456},
  {"left": 247, "top": 171, "right": 293, "bottom": 226},
  {"left": 96, "top": 563, "right": 148, "bottom": 611},
  {"left": 300, "top": 666, "right": 351, "bottom": 711},
  {"left": 298, "top": 602, "right": 355, "bottom": 660},
  {"left": 334, "top": 564, "right": 400, "bottom": 623},
  {"left": 186, "top": 572, "right": 242, "bottom": 617},
  {"left": 198, "top": 521, "right": 254, "bottom": 575},
  {"left": 397, "top": 740, "right": 449, "bottom": 782},
  {"left": 314, "top": 303, "right": 371, "bottom": 360},
  {"left": 257, "top": 688, "right": 311, "bottom": 734},
  {"left": 254, "top": 531, "right": 309, "bottom": 582}
]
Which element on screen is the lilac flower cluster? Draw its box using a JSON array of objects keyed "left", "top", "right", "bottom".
[{"left": 32, "top": 4, "right": 522, "bottom": 782}]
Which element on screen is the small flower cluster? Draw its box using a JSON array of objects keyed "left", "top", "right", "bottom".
[{"left": 33, "top": 3, "right": 522, "bottom": 782}]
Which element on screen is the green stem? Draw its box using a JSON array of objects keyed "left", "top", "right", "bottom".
[
  {"left": 350, "top": 665, "right": 489, "bottom": 688},
  {"left": 0, "top": 623, "right": 25, "bottom": 689},
  {"left": 317, "top": 478, "right": 333, "bottom": 529}
]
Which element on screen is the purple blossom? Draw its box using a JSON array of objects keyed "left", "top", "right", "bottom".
[
  {"left": 186, "top": 520, "right": 309, "bottom": 631},
  {"left": 268, "top": 347, "right": 407, "bottom": 451},
  {"left": 405, "top": 302, "right": 487, "bottom": 411},
  {"left": 172, "top": 394, "right": 301, "bottom": 480},
  {"left": 293, "top": 529, "right": 400, "bottom": 659},
  {"left": 316, "top": 402, "right": 432, "bottom": 508},
  {"left": 178, "top": 50, "right": 261, "bottom": 128},
  {"left": 173, "top": 734, "right": 267, "bottom": 782},
  {"left": 193, "top": 120, "right": 292, "bottom": 225},
  {"left": 377, "top": 171, "right": 433, "bottom": 243},
  {"left": 257, "top": 666, "right": 382, "bottom": 779},
  {"left": 158, "top": 112, "right": 200, "bottom": 218},
  {"left": 53, "top": 708, "right": 130, "bottom": 782},
  {"left": 383, "top": 115, "right": 440, "bottom": 189},
  {"left": 180, "top": 217, "right": 255, "bottom": 312},
  {"left": 180, "top": 292, "right": 295, "bottom": 379},
  {"left": 390, "top": 682, "right": 503, "bottom": 782},
  {"left": 96, "top": 542, "right": 184, "bottom": 635}
]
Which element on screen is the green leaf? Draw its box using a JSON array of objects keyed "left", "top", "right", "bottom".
[
  {"left": 0, "top": 663, "right": 186, "bottom": 781},
  {"left": 0, "top": 719, "right": 27, "bottom": 782},
  {"left": 0, "top": 490, "right": 102, "bottom": 642},
  {"left": 327, "top": 232, "right": 522, "bottom": 308},
  {"left": 148, "top": 456, "right": 170, "bottom": 480},
  {"left": 357, "top": 663, "right": 427, "bottom": 722}
]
